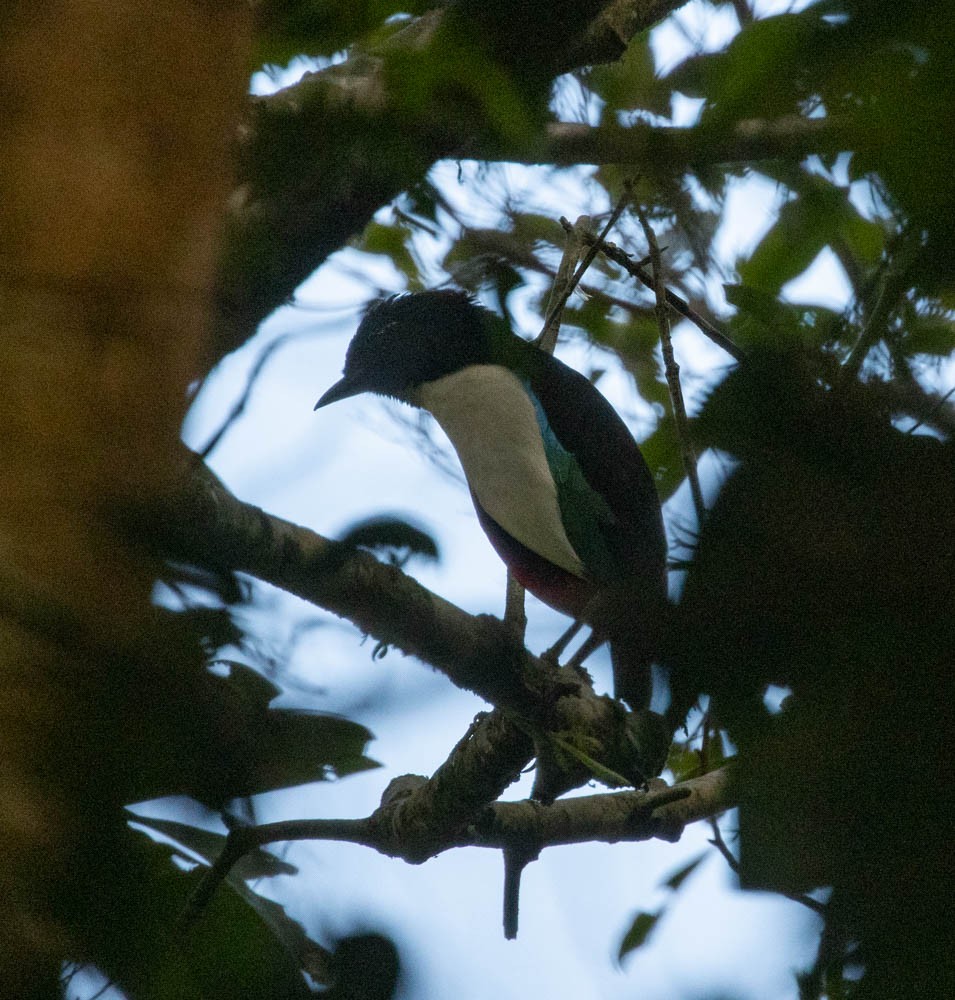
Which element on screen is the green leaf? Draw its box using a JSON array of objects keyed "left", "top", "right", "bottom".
[
  {"left": 663, "top": 854, "right": 705, "bottom": 892},
  {"left": 664, "top": 11, "right": 820, "bottom": 118},
  {"left": 739, "top": 178, "right": 885, "bottom": 296},
  {"left": 702, "top": 730, "right": 727, "bottom": 772},
  {"left": 665, "top": 742, "right": 701, "bottom": 783},
  {"left": 724, "top": 283, "right": 797, "bottom": 341},
  {"left": 636, "top": 415, "right": 684, "bottom": 505},
  {"left": 589, "top": 34, "right": 669, "bottom": 119},
  {"left": 359, "top": 221, "right": 420, "bottom": 284},
  {"left": 509, "top": 211, "right": 567, "bottom": 250},
  {"left": 618, "top": 910, "right": 661, "bottom": 961},
  {"left": 903, "top": 318, "right": 955, "bottom": 358}
]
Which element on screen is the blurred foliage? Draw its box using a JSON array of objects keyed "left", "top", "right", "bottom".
[
  {"left": 48, "top": 567, "right": 383, "bottom": 999},
  {"left": 340, "top": 513, "right": 441, "bottom": 566},
  {"left": 670, "top": 354, "right": 954, "bottom": 998},
  {"left": 254, "top": 1, "right": 429, "bottom": 65},
  {"left": 618, "top": 853, "right": 707, "bottom": 962}
]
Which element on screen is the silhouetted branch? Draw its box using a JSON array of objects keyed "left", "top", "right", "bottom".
[
  {"left": 213, "top": 0, "right": 688, "bottom": 365},
  {"left": 562, "top": 218, "right": 744, "bottom": 361},
  {"left": 635, "top": 205, "right": 706, "bottom": 522},
  {"left": 181, "top": 765, "right": 735, "bottom": 932}
]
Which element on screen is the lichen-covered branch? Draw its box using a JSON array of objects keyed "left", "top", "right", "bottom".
[{"left": 182, "top": 764, "right": 736, "bottom": 928}]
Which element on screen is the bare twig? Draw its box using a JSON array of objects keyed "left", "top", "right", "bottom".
[
  {"left": 707, "top": 817, "right": 739, "bottom": 871},
  {"left": 565, "top": 220, "right": 745, "bottom": 362},
  {"left": 537, "top": 190, "right": 632, "bottom": 351},
  {"left": 635, "top": 206, "right": 707, "bottom": 524},
  {"left": 200, "top": 330, "right": 311, "bottom": 458},
  {"left": 503, "top": 841, "right": 540, "bottom": 939},
  {"left": 508, "top": 199, "right": 634, "bottom": 934},
  {"left": 179, "top": 766, "right": 735, "bottom": 933},
  {"left": 537, "top": 216, "right": 588, "bottom": 352}
]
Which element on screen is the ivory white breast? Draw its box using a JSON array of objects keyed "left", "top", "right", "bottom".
[{"left": 410, "top": 364, "right": 586, "bottom": 578}]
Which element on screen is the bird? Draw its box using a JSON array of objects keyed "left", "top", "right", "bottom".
[{"left": 315, "top": 289, "right": 667, "bottom": 713}]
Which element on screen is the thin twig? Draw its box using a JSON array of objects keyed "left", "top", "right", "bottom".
[
  {"left": 537, "top": 189, "right": 632, "bottom": 350},
  {"left": 840, "top": 247, "right": 915, "bottom": 384},
  {"left": 537, "top": 216, "right": 588, "bottom": 352},
  {"left": 565, "top": 220, "right": 745, "bottom": 362},
  {"left": 506, "top": 211, "right": 602, "bottom": 642},
  {"left": 635, "top": 206, "right": 707, "bottom": 525},
  {"left": 507, "top": 203, "right": 636, "bottom": 933},
  {"left": 200, "top": 331, "right": 307, "bottom": 458}
]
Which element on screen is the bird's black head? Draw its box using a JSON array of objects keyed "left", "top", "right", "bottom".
[{"left": 315, "top": 290, "right": 499, "bottom": 409}]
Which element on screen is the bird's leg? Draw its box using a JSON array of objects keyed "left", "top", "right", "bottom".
[
  {"left": 540, "top": 618, "right": 584, "bottom": 666},
  {"left": 563, "top": 628, "right": 605, "bottom": 685}
]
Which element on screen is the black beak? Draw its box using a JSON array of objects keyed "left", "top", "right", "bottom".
[{"left": 314, "top": 375, "right": 368, "bottom": 410}]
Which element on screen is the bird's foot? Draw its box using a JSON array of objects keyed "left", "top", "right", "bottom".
[{"left": 540, "top": 619, "right": 584, "bottom": 665}]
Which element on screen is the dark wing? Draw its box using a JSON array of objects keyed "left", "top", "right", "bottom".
[{"left": 517, "top": 342, "right": 667, "bottom": 591}]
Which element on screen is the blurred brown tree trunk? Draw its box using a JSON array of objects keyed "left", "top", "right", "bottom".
[{"left": 0, "top": 2, "right": 249, "bottom": 990}]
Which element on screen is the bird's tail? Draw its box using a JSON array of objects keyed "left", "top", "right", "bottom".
[
  {"left": 609, "top": 629, "right": 655, "bottom": 712},
  {"left": 608, "top": 601, "right": 671, "bottom": 780}
]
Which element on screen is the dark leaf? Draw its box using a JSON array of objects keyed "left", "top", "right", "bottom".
[
  {"left": 663, "top": 854, "right": 706, "bottom": 891},
  {"left": 617, "top": 910, "right": 661, "bottom": 961},
  {"left": 127, "top": 813, "right": 298, "bottom": 880},
  {"left": 75, "top": 818, "right": 315, "bottom": 999},
  {"left": 255, "top": 1, "right": 428, "bottom": 66},
  {"left": 341, "top": 514, "right": 440, "bottom": 564}
]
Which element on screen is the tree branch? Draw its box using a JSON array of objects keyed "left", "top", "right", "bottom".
[
  {"left": 635, "top": 204, "right": 706, "bottom": 522},
  {"left": 182, "top": 764, "right": 736, "bottom": 929},
  {"left": 564, "top": 217, "right": 745, "bottom": 361},
  {"left": 144, "top": 451, "right": 666, "bottom": 791},
  {"left": 541, "top": 116, "right": 863, "bottom": 168}
]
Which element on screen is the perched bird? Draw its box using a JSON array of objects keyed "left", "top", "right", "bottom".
[{"left": 315, "top": 290, "right": 667, "bottom": 711}]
